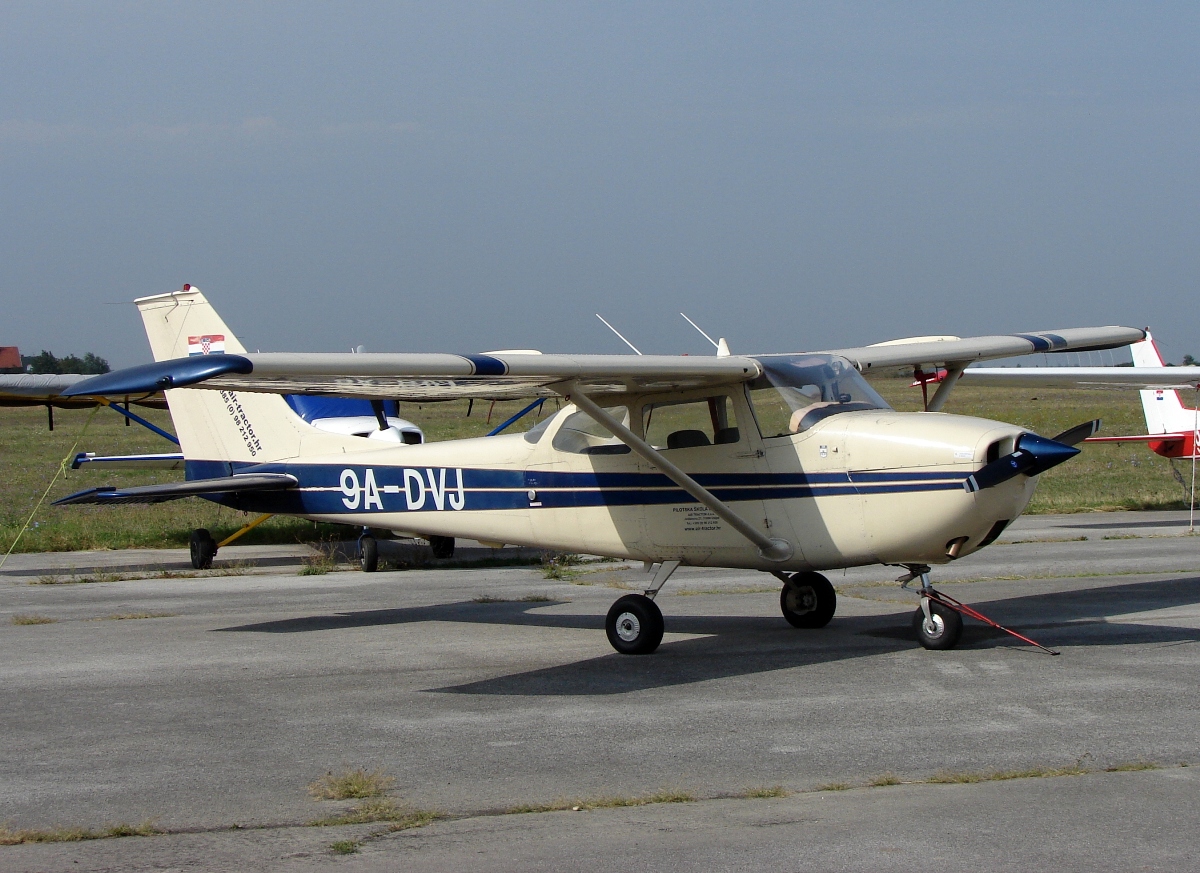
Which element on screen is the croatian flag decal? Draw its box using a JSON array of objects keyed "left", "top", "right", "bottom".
[{"left": 187, "top": 335, "right": 225, "bottom": 356}]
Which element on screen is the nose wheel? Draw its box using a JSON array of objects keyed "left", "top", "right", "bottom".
[
  {"left": 605, "top": 594, "right": 664, "bottom": 655},
  {"left": 896, "top": 565, "right": 1058, "bottom": 654},
  {"left": 912, "top": 600, "right": 963, "bottom": 650}
]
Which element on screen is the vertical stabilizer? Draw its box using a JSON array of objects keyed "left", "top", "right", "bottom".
[
  {"left": 135, "top": 286, "right": 306, "bottom": 465},
  {"left": 1130, "top": 331, "right": 1195, "bottom": 436}
]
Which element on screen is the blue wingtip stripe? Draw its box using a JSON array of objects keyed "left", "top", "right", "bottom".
[
  {"left": 1013, "top": 333, "right": 1051, "bottom": 353},
  {"left": 463, "top": 355, "right": 508, "bottom": 377}
]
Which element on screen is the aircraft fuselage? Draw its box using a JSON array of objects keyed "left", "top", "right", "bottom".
[{"left": 203, "top": 395, "right": 1034, "bottom": 573}]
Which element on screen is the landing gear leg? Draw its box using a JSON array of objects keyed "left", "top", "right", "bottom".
[
  {"left": 775, "top": 571, "right": 836, "bottom": 628},
  {"left": 190, "top": 528, "right": 217, "bottom": 570},
  {"left": 358, "top": 529, "right": 379, "bottom": 573}
]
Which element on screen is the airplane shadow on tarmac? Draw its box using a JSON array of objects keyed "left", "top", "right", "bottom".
[{"left": 214, "top": 575, "right": 1200, "bottom": 696}]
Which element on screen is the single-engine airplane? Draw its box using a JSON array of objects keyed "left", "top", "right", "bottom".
[{"left": 56, "top": 286, "right": 1145, "bottom": 652}]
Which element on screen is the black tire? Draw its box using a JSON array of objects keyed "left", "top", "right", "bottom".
[
  {"left": 429, "top": 535, "right": 455, "bottom": 559},
  {"left": 190, "top": 528, "right": 216, "bottom": 570},
  {"left": 605, "top": 594, "right": 665, "bottom": 655},
  {"left": 780, "top": 572, "right": 836, "bottom": 628},
  {"left": 359, "top": 535, "right": 379, "bottom": 573},
  {"left": 912, "top": 602, "right": 964, "bottom": 650}
]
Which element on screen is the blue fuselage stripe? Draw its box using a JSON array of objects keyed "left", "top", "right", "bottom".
[{"left": 184, "top": 460, "right": 969, "bottom": 515}]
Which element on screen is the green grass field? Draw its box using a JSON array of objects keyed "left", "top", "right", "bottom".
[{"left": 0, "top": 383, "right": 1189, "bottom": 554}]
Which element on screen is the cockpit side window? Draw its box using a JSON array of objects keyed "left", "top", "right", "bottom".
[
  {"left": 747, "top": 354, "right": 891, "bottom": 438},
  {"left": 642, "top": 395, "right": 741, "bottom": 450}
]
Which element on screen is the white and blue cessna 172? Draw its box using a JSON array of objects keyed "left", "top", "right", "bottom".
[{"left": 56, "top": 286, "right": 1145, "bottom": 653}]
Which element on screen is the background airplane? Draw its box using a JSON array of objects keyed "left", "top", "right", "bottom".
[{"left": 962, "top": 331, "right": 1200, "bottom": 459}]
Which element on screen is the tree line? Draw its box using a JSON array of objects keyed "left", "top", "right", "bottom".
[{"left": 21, "top": 350, "right": 111, "bottom": 375}]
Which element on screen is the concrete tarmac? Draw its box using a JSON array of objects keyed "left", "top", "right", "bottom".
[{"left": 2, "top": 510, "right": 1198, "bottom": 870}]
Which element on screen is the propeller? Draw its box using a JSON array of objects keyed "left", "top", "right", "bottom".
[
  {"left": 1051, "top": 418, "right": 1101, "bottom": 447},
  {"left": 964, "top": 431, "right": 1081, "bottom": 493}
]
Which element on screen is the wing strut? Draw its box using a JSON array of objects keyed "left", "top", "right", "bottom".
[
  {"left": 926, "top": 364, "right": 966, "bottom": 412},
  {"left": 567, "top": 388, "right": 793, "bottom": 562}
]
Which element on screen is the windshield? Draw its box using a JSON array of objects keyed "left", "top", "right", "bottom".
[{"left": 747, "top": 354, "right": 890, "bottom": 437}]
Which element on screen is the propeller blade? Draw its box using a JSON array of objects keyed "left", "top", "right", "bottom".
[
  {"left": 964, "top": 432, "right": 1080, "bottom": 493},
  {"left": 1052, "top": 419, "right": 1101, "bottom": 447}
]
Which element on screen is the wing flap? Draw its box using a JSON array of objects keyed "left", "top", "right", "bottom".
[{"left": 52, "top": 473, "right": 298, "bottom": 506}]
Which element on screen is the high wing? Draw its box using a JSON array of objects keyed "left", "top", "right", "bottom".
[
  {"left": 819, "top": 327, "right": 1145, "bottom": 373},
  {"left": 53, "top": 473, "right": 297, "bottom": 505},
  {"left": 0, "top": 374, "right": 167, "bottom": 409},
  {"left": 66, "top": 352, "right": 764, "bottom": 401},
  {"left": 960, "top": 367, "right": 1200, "bottom": 390},
  {"left": 61, "top": 326, "right": 1145, "bottom": 402}
]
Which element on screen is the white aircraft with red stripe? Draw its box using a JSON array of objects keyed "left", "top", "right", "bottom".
[{"left": 963, "top": 331, "right": 1200, "bottom": 459}]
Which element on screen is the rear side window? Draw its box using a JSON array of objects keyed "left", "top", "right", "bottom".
[
  {"left": 642, "top": 396, "right": 740, "bottom": 450},
  {"left": 551, "top": 406, "right": 632, "bottom": 454}
]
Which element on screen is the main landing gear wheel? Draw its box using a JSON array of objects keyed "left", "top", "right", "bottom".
[
  {"left": 429, "top": 535, "right": 455, "bottom": 559},
  {"left": 780, "top": 572, "right": 836, "bottom": 628},
  {"left": 359, "top": 535, "right": 379, "bottom": 573},
  {"left": 605, "top": 594, "right": 665, "bottom": 655},
  {"left": 190, "top": 528, "right": 216, "bottom": 570},
  {"left": 913, "top": 601, "right": 963, "bottom": 650}
]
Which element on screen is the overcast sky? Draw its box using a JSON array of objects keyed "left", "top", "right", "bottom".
[{"left": 1, "top": 3, "right": 1196, "bottom": 368}]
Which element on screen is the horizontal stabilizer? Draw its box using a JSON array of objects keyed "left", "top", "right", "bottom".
[
  {"left": 1085, "top": 434, "right": 1186, "bottom": 444},
  {"left": 53, "top": 473, "right": 297, "bottom": 506}
]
